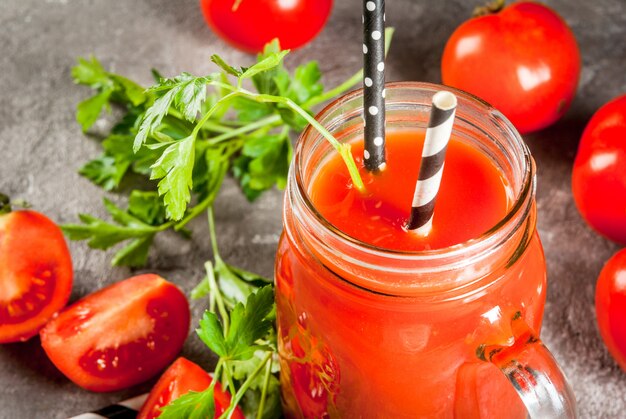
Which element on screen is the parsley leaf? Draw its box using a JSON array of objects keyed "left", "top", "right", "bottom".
[
  {"left": 108, "top": 74, "right": 146, "bottom": 106},
  {"left": 232, "top": 97, "right": 273, "bottom": 122},
  {"left": 76, "top": 89, "right": 112, "bottom": 132},
  {"left": 135, "top": 88, "right": 178, "bottom": 151},
  {"left": 157, "top": 388, "right": 216, "bottom": 419},
  {"left": 192, "top": 258, "right": 272, "bottom": 307},
  {"left": 79, "top": 134, "right": 157, "bottom": 191},
  {"left": 72, "top": 56, "right": 109, "bottom": 87},
  {"left": 233, "top": 131, "right": 292, "bottom": 201},
  {"left": 128, "top": 190, "right": 167, "bottom": 225},
  {"left": 78, "top": 155, "right": 127, "bottom": 191},
  {"left": 197, "top": 310, "right": 227, "bottom": 358},
  {"left": 251, "top": 40, "right": 284, "bottom": 96},
  {"left": 226, "top": 285, "right": 274, "bottom": 361},
  {"left": 111, "top": 235, "right": 154, "bottom": 267},
  {"left": 239, "top": 50, "right": 289, "bottom": 81},
  {"left": 135, "top": 73, "right": 212, "bottom": 151},
  {"left": 72, "top": 56, "right": 147, "bottom": 132},
  {"left": 192, "top": 143, "right": 233, "bottom": 202},
  {"left": 279, "top": 61, "right": 323, "bottom": 105},
  {"left": 150, "top": 136, "right": 195, "bottom": 221},
  {"left": 210, "top": 54, "right": 242, "bottom": 77},
  {"left": 61, "top": 197, "right": 166, "bottom": 267},
  {"left": 102, "top": 134, "right": 156, "bottom": 176},
  {"left": 196, "top": 285, "right": 274, "bottom": 362}
]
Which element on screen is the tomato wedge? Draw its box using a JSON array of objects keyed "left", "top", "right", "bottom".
[
  {"left": 138, "top": 357, "right": 244, "bottom": 419},
  {"left": 40, "top": 274, "right": 190, "bottom": 392},
  {"left": 0, "top": 210, "right": 73, "bottom": 343}
]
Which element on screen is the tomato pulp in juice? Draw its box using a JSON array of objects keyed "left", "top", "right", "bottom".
[{"left": 276, "top": 130, "right": 546, "bottom": 417}]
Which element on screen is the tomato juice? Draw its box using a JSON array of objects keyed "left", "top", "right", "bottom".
[
  {"left": 275, "top": 83, "right": 574, "bottom": 418},
  {"left": 309, "top": 130, "right": 510, "bottom": 251}
]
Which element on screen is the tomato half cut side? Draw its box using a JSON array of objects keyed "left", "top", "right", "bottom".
[
  {"left": 138, "top": 357, "right": 244, "bottom": 419},
  {"left": 40, "top": 274, "right": 190, "bottom": 392},
  {"left": 0, "top": 210, "right": 73, "bottom": 343}
]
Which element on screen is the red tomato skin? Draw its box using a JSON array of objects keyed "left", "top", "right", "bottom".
[
  {"left": 0, "top": 210, "right": 73, "bottom": 343},
  {"left": 596, "top": 249, "right": 626, "bottom": 372},
  {"left": 138, "top": 357, "right": 244, "bottom": 419},
  {"left": 40, "top": 274, "right": 190, "bottom": 392},
  {"left": 441, "top": 1, "right": 580, "bottom": 134},
  {"left": 572, "top": 94, "right": 626, "bottom": 245},
  {"left": 199, "top": 0, "right": 333, "bottom": 53}
]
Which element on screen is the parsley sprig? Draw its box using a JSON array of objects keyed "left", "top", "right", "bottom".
[
  {"left": 65, "top": 29, "right": 393, "bottom": 266},
  {"left": 159, "top": 208, "right": 280, "bottom": 419}
]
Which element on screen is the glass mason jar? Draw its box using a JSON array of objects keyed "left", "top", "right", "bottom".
[{"left": 275, "top": 82, "right": 577, "bottom": 418}]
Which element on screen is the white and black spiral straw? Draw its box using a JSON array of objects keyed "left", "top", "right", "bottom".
[
  {"left": 68, "top": 394, "right": 147, "bottom": 419},
  {"left": 362, "top": 0, "right": 386, "bottom": 171},
  {"left": 407, "top": 91, "right": 458, "bottom": 235}
]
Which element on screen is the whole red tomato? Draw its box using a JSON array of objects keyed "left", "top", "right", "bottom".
[
  {"left": 40, "top": 274, "right": 190, "bottom": 392},
  {"left": 596, "top": 249, "right": 626, "bottom": 372},
  {"left": 138, "top": 357, "right": 244, "bottom": 419},
  {"left": 0, "top": 208, "right": 73, "bottom": 343},
  {"left": 441, "top": 1, "right": 580, "bottom": 134},
  {"left": 199, "top": 0, "right": 333, "bottom": 53},
  {"left": 572, "top": 94, "right": 626, "bottom": 244}
]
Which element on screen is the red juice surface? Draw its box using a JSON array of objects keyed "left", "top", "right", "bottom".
[
  {"left": 276, "top": 129, "right": 546, "bottom": 418},
  {"left": 310, "top": 130, "right": 510, "bottom": 250}
]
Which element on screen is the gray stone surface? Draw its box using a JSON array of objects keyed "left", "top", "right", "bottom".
[{"left": 1, "top": 0, "right": 625, "bottom": 417}]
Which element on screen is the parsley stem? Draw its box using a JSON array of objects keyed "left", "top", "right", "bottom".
[
  {"left": 212, "top": 360, "right": 224, "bottom": 390},
  {"left": 206, "top": 207, "right": 230, "bottom": 336},
  {"left": 192, "top": 92, "right": 241, "bottom": 138},
  {"left": 174, "top": 196, "right": 213, "bottom": 231},
  {"left": 207, "top": 206, "right": 221, "bottom": 260},
  {"left": 207, "top": 359, "right": 224, "bottom": 407},
  {"left": 202, "top": 120, "right": 233, "bottom": 134},
  {"left": 219, "top": 352, "right": 273, "bottom": 419},
  {"left": 206, "top": 259, "right": 230, "bottom": 336},
  {"left": 255, "top": 355, "right": 273, "bottom": 419},
  {"left": 223, "top": 365, "right": 237, "bottom": 404},
  {"left": 279, "top": 97, "right": 365, "bottom": 192},
  {"left": 208, "top": 114, "right": 281, "bottom": 145}
]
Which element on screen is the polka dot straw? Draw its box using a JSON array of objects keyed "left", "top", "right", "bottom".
[
  {"left": 69, "top": 394, "right": 147, "bottom": 419},
  {"left": 362, "top": 0, "right": 386, "bottom": 172}
]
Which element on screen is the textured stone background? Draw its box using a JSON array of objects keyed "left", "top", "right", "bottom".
[{"left": 1, "top": 0, "right": 625, "bottom": 417}]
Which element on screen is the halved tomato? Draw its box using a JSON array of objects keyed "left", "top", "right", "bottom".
[
  {"left": 40, "top": 274, "right": 190, "bottom": 392},
  {"left": 138, "top": 357, "right": 244, "bottom": 419},
  {"left": 0, "top": 210, "right": 73, "bottom": 343}
]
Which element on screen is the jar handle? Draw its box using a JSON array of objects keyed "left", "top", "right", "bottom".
[{"left": 480, "top": 326, "right": 578, "bottom": 418}]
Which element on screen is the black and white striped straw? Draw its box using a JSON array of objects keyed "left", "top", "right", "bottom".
[
  {"left": 407, "top": 91, "right": 458, "bottom": 235},
  {"left": 68, "top": 394, "right": 147, "bottom": 419},
  {"left": 362, "top": 0, "right": 386, "bottom": 172}
]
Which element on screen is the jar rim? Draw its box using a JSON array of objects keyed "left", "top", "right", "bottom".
[{"left": 293, "top": 81, "right": 534, "bottom": 263}]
